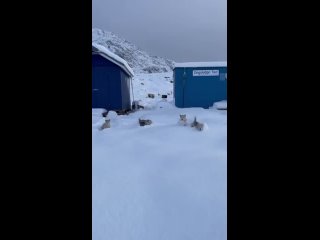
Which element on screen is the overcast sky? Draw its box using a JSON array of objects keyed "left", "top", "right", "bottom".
[{"left": 93, "top": 0, "right": 226, "bottom": 62}]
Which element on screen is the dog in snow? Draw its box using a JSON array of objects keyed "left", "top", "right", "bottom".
[
  {"left": 178, "top": 114, "right": 188, "bottom": 126},
  {"left": 139, "top": 118, "right": 152, "bottom": 126},
  {"left": 191, "top": 117, "right": 205, "bottom": 131}
]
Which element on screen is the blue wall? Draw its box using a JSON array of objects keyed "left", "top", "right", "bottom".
[
  {"left": 92, "top": 54, "right": 131, "bottom": 110},
  {"left": 174, "top": 66, "right": 227, "bottom": 108}
]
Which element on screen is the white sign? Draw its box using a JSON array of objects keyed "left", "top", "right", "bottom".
[{"left": 193, "top": 70, "right": 219, "bottom": 76}]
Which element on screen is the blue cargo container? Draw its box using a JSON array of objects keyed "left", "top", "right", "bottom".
[
  {"left": 92, "top": 43, "right": 134, "bottom": 111},
  {"left": 173, "top": 62, "right": 227, "bottom": 108}
]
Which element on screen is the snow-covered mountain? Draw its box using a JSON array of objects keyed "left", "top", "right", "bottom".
[{"left": 92, "top": 28, "right": 175, "bottom": 74}]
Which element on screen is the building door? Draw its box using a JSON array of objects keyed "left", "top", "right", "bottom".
[{"left": 92, "top": 67, "right": 109, "bottom": 108}]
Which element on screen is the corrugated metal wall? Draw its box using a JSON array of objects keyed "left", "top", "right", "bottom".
[{"left": 92, "top": 54, "right": 131, "bottom": 110}]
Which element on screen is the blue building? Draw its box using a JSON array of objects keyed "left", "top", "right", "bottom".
[
  {"left": 173, "top": 62, "right": 227, "bottom": 108},
  {"left": 92, "top": 43, "right": 134, "bottom": 111}
]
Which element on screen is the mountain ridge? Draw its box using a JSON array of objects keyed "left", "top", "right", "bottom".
[{"left": 92, "top": 28, "right": 175, "bottom": 74}]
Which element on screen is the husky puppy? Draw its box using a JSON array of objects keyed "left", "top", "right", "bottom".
[
  {"left": 195, "top": 122, "right": 204, "bottom": 131},
  {"left": 191, "top": 117, "right": 198, "bottom": 128},
  {"left": 178, "top": 114, "right": 188, "bottom": 126},
  {"left": 191, "top": 117, "right": 204, "bottom": 131},
  {"left": 100, "top": 119, "right": 111, "bottom": 130},
  {"left": 139, "top": 118, "right": 152, "bottom": 126}
]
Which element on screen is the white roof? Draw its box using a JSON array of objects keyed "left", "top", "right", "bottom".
[
  {"left": 92, "top": 43, "right": 134, "bottom": 77},
  {"left": 174, "top": 61, "right": 227, "bottom": 68}
]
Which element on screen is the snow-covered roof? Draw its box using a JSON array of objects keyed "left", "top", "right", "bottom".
[
  {"left": 174, "top": 62, "right": 227, "bottom": 68},
  {"left": 92, "top": 43, "right": 134, "bottom": 77}
]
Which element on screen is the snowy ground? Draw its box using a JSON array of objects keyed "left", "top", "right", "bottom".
[
  {"left": 131, "top": 72, "right": 174, "bottom": 108},
  {"left": 92, "top": 72, "right": 227, "bottom": 240}
]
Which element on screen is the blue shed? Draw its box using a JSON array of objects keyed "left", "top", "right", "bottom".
[
  {"left": 92, "top": 43, "right": 134, "bottom": 111},
  {"left": 173, "top": 62, "right": 227, "bottom": 108}
]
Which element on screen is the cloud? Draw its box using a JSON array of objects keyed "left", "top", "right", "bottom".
[{"left": 93, "top": 0, "right": 227, "bottom": 62}]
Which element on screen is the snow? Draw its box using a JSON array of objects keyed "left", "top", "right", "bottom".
[
  {"left": 106, "top": 111, "right": 118, "bottom": 120},
  {"left": 92, "top": 42, "right": 135, "bottom": 77},
  {"left": 131, "top": 72, "right": 174, "bottom": 109},
  {"left": 174, "top": 61, "right": 227, "bottom": 68},
  {"left": 93, "top": 71, "right": 227, "bottom": 240},
  {"left": 212, "top": 100, "right": 227, "bottom": 110}
]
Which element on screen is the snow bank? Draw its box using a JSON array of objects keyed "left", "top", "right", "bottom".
[
  {"left": 212, "top": 100, "right": 227, "bottom": 110},
  {"left": 92, "top": 108, "right": 106, "bottom": 116},
  {"left": 93, "top": 72, "right": 227, "bottom": 240},
  {"left": 93, "top": 107, "right": 227, "bottom": 240},
  {"left": 106, "top": 111, "right": 118, "bottom": 120},
  {"left": 131, "top": 72, "right": 174, "bottom": 109}
]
